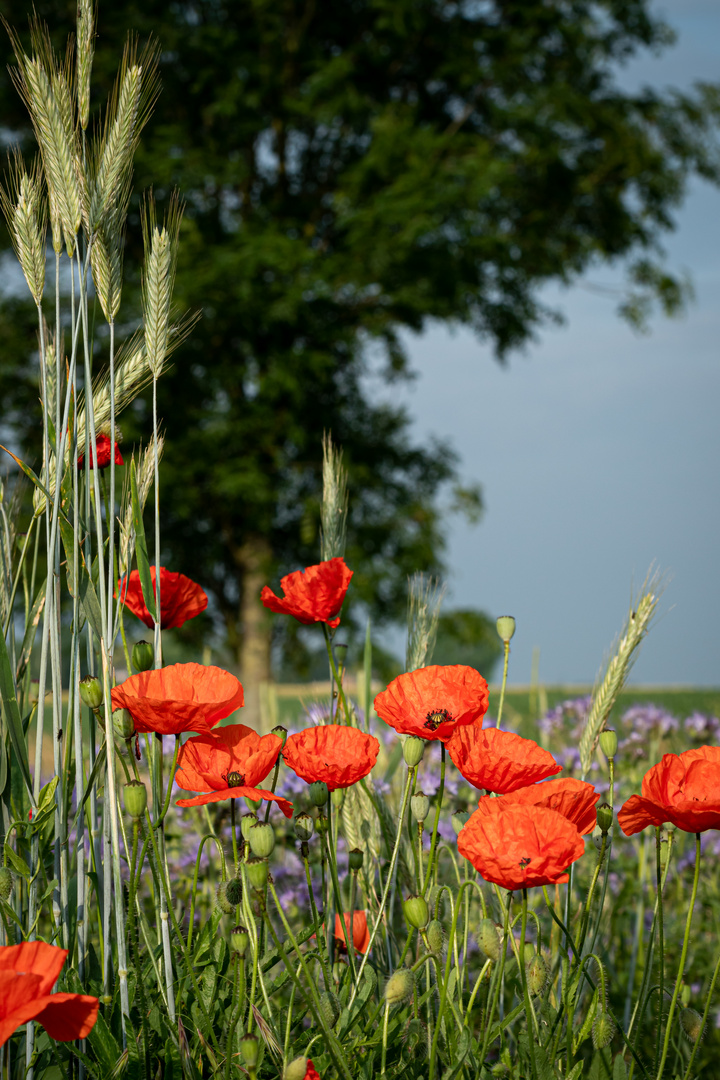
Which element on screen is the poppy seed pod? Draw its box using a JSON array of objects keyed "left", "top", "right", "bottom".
[
  {"left": 384, "top": 967, "right": 414, "bottom": 1005},
  {"left": 411, "top": 792, "right": 430, "bottom": 822},
  {"left": 0, "top": 867, "right": 12, "bottom": 900},
  {"left": 403, "top": 894, "right": 429, "bottom": 930},
  {"left": 294, "top": 812, "right": 314, "bottom": 842},
  {"left": 403, "top": 736, "right": 426, "bottom": 768},
  {"left": 123, "top": 780, "right": 147, "bottom": 820},
  {"left": 496, "top": 616, "right": 516, "bottom": 643},
  {"left": 526, "top": 952, "right": 548, "bottom": 995},
  {"left": 599, "top": 729, "right": 618, "bottom": 759},
  {"left": 477, "top": 918, "right": 502, "bottom": 963},
  {"left": 680, "top": 1007, "right": 704, "bottom": 1042},
  {"left": 248, "top": 821, "right": 275, "bottom": 859},
  {"left": 231, "top": 926, "right": 250, "bottom": 957},
  {"left": 319, "top": 990, "right": 340, "bottom": 1027},
  {"left": 283, "top": 1058, "right": 310, "bottom": 1080},
  {"left": 331, "top": 787, "right": 345, "bottom": 809},
  {"left": 596, "top": 803, "right": 613, "bottom": 835},
  {"left": 79, "top": 675, "right": 103, "bottom": 711},
  {"left": 271, "top": 724, "right": 288, "bottom": 748},
  {"left": 591, "top": 1011, "right": 615, "bottom": 1050},
  {"left": 246, "top": 857, "right": 269, "bottom": 890},
  {"left": 131, "top": 640, "right": 154, "bottom": 673},
  {"left": 240, "top": 1033, "right": 259, "bottom": 1067},
  {"left": 226, "top": 877, "right": 243, "bottom": 907},
  {"left": 240, "top": 813, "right": 258, "bottom": 841},
  {"left": 348, "top": 847, "right": 364, "bottom": 871},
  {"left": 113, "top": 708, "right": 135, "bottom": 740},
  {"left": 452, "top": 810, "right": 471, "bottom": 835},
  {"left": 426, "top": 919, "right": 444, "bottom": 953},
  {"left": 310, "top": 781, "right": 329, "bottom": 807},
  {"left": 215, "top": 882, "right": 234, "bottom": 915}
]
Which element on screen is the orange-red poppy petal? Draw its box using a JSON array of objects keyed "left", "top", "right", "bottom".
[
  {"left": 261, "top": 558, "right": 352, "bottom": 628},
  {"left": 282, "top": 725, "right": 379, "bottom": 791},
  {"left": 32, "top": 993, "right": 100, "bottom": 1041},
  {"left": 175, "top": 725, "right": 282, "bottom": 792},
  {"left": 447, "top": 725, "right": 561, "bottom": 794},
  {"left": 479, "top": 778, "right": 600, "bottom": 834},
  {"left": 0, "top": 942, "right": 67, "bottom": 996},
  {"left": 175, "top": 785, "right": 293, "bottom": 817},
  {"left": 111, "top": 663, "right": 244, "bottom": 736},
  {"left": 0, "top": 946, "right": 99, "bottom": 1048},
  {"left": 458, "top": 802, "right": 585, "bottom": 891},
  {"left": 618, "top": 745, "right": 720, "bottom": 836},
  {"left": 118, "top": 567, "right": 208, "bottom": 630},
  {"left": 374, "top": 665, "right": 489, "bottom": 743}
]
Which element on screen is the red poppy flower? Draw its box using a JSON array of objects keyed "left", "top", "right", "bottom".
[
  {"left": 282, "top": 724, "right": 379, "bottom": 791},
  {"left": 476, "top": 778, "right": 600, "bottom": 835},
  {"left": 374, "top": 665, "right": 489, "bottom": 743},
  {"left": 261, "top": 557, "right": 353, "bottom": 629},
  {"left": 118, "top": 567, "right": 208, "bottom": 630},
  {"left": 618, "top": 745, "right": 720, "bottom": 836},
  {"left": 305, "top": 1064, "right": 321, "bottom": 1080},
  {"left": 175, "top": 723, "right": 292, "bottom": 817},
  {"left": 457, "top": 802, "right": 586, "bottom": 891},
  {"left": 77, "top": 433, "right": 123, "bottom": 470},
  {"left": 111, "top": 662, "right": 244, "bottom": 736},
  {"left": 334, "top": 911, "right": 370, "bottom": 955},
  {"left": 0, "top": 942, "right": 99, "bottom": 1047},
  {"left": 447, "top": 725, "right": 561, "bottom": 794}
]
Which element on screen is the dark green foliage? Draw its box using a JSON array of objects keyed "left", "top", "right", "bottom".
[{"left": 433, "top": 609, "right": 503, "bottom": 679}]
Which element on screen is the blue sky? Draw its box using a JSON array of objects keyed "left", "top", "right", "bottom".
[{"left": 381, "top": 1, "right": 720, "bottom": 686}]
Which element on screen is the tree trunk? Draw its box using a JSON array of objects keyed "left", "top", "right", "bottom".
[{"left": 236, "top": 536, "right": 272, "bottom": 731}]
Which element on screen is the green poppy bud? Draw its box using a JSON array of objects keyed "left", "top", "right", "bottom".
[
  {"left": 384, "top": 967, "right": 414, "bottom": 1005},
  {"left": 245, "top": 797, "right": 262, "bottom": 813},
  {"left": 283, "top": 1059, "right": 310, "bottom": 1080},
  {"left": 411, "top": 792, "right": 430, "bottom": 822},
  {"left": 226, "top": 877, "right": 243, "bottom": 907},
  {"left": 310, "top": 781, "right": 329, "bottom": 807},
  {"left": 403, "top": 894, "right": 429, "bottom": 930},
  {"left": 216, "top": 882, "right": 234, "bottom": 915},
  {"left": 452, "top": 810, "right": 471, "bottom": 835},
  {"left": 248, "top": 821, "right": 275, "bottom": 859},
  {"left": 426, "top": 919, "right": 444, "bottom": 953},
  {"left": 331, "top": 787, "right": 345, "bottom": 809},
  {"left": 599, "top": 729, "right": 618, "bottom": 759},
  {"left": 592, "top": 1011, "right": 616, "bottom": 1050},
  {"left": 231, "top": 925, "right": 250, "bottom": 957},
  {"left": 0, "top": 867, "right": 12, "bottom": 900},
  {"left": 113, "top": 708, "right": 135, "bottom": 740},
  {"left": 123, "top": 780, "right": 147, "bottom": 820},
  {"left": 240, "top": 1033, "right": 259, "bottom": 1067},
  {"left": 681, "top": 984, "right": 691, "bottom": 1007},
  {"left": 526, "top": 952, "right": 548, "bottom": 995},
  {"left": 680, "top": 1007, "right": 704, "bottom": 1042},
  {"left": 79, "top": 675, "right": 103, "bottom": 711},
  {"left": 131, "top": 640, "right": 154, "bottom": 673},
  {"left": 246, "top": 857, "right": 268, "bottom": 890},
  {"left": 294, "top": 812, "right": 314, "bottom": 842},
  {"left": 596, "top": 802, "right": 613, "bottom": 835},
  {"left": 477, "top": 918, "right": 502, "bottom": 963},
  {"left": 271, "top": 724, "right": 288, "bottom": 748},
  {"left": 496, "top": 616, "right": 516, "bottom": 643},
  {"left": 240, "top": 813, "right": 258, "bottom": 841},
  {"left": 348, "top": 847, "right": 364, "bottom": 872},
  {"left": 403, "top": 736, "right": 426, "bottom": 768},
  {"left": 320, "top": 990, "right": 340, "bottom": 1027}
]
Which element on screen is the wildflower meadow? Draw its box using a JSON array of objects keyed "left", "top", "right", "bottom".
[{"left": 0, "top": 4, "right": 719, "bottom": 1079}]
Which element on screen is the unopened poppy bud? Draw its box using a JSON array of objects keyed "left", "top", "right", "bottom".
[
  {"left": 403, "top": 736, "right": 426, "bottom": 768},
  {"left": 131, "top": 640, "right": 154, "bottom": 673},
  {"left": 680, "top": 1007, "right": 704, "bottom": 1042},
  {"left": 411, "top": 792, "right": 430, "bottom": 822},
  {"left": 0, "top": 868, "right": 12, "bottom": 900},
  {"left": 231, "top": 925, "right": 250, "bottom": 957},
  {"left": 271, "top": 724, "right": 288, "bottom": 748},
  {"left": 113, "top": 708, "right": 135, "bottom": 740},
  {"left": 249, "top": 821, "right": 275, "bottom": 859},
  {"left": 216, "top": 882, "right": 234, "bottom": 915},
  {"left": 294, "top": 812, "right": 314, "bottom": 842},
  {"left": 283, "top": 1058, "right": 310, "bottom": 1080},
  {"left": 246, "top": 857, "right": 269, "bottom": 890},
  {"left": 681, "top": 984, "right": 691, "bottom": 1007},
  {"left": 404, "top": 894, "right": 429, "bottom": 930},
  {"left": 226, "top": 877, "right": 243, "bottom": 907},
  {"left": 240, "top": 1033, "right": 259, "bottom": 1067},
  {"left": 79, "top": 675, "right": 103, "bottom": 710},
  {"left": 245, "top": 797, "right": 262, "bottom": 813},
  {"left": 348, "top": 847, "right": 364, "bottom": 871},
  {"left": 599, "top": 729, "right": 618, "bottom": 759},
  {"left": 240, "top": 813, "right": 258, "bottom": 841},
  {"left": 496, "top": 616, "right": 516, "bottom": 643},
  {"left": 320, "top": 990, "right": 340, "bottom": 1027},
  {"left": 592, "top": 1011, "right": 615, "bottom": 1050},
  {"left": 477, "top": 918, "right": 502, "bottom": 963},
  {"left": 452, "top": 810, "right": 471, "bottom": 835},
  {"left": 526, "top": 952, "right": 548, "bottom": 995},
  {"left": 426, "top": 919, "right": 444, "bottom": 953},
  {"left": 310, "top": 781, "right": 329, "bottom": 807},
  {"left": 331, "top": 787, "right": 345, "bottom": 809},
  {"left": 123, "top": 780, "right": 147, "bottom": 820},
  {"left": 596, "top": 803, "right": 613, "bottom": 835},
  {"left": 384, "top": 967, "right": 414, "bottom": 1005}
]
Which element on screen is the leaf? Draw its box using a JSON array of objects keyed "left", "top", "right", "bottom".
[
  {"left": 574, "top": 987, "right": 599, "bottom": 1053},
  {"left": 4, "top": 846, "right": 31, "bottom": 880},
  {"left": 38, "top": 775, "right": 59, "bottom": 810},
  {"left": 613, "top": 1054, "right": 629, "bottom": 1080},
  {"left": 588, "top": 1048, "right": 614, "bottom": 1080},
  {"left": 567, "top": 1065, "right": 584, "bottom": 1080},
  {"left": 441, "top": 1029, "right": 470, "bottom": 1080},
  {"left": 0, "top": 622, "right": 33, "bottom": 799},
  {"left": 517, "top": 1034, "right": 556, "bottom": 1080},
  {"left": 68, "top": 742, "right": 107, "bottom": 836},
  {"left": 15, "top": 585, "right": 45, "bottom": 684},
  {"left": 131, "top": 459, "right": 156, "bottom": 621}
]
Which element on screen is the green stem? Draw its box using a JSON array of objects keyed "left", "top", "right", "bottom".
[
  {"left": 422, "top": 745, "right": 445, "bottom": 896},
  {"left": 302, "top": 852, "right": 331, "bottom": 989},
  {"left": 495, "top": 641, "right": 510, "bottom": 728},
  {"left": 519, "top": 891, "right": 539, "bottom": 1080},
  {"left": 653, "top": 827, "right": 665, "bottom": 1075},
  {"left": 681, "top": 949, "right": 720, "bottom": 1080},
  {"left": 323, "top": 828, "right": 357, "bottom": 983},
  {"left": 323, "top": 624, "right": 351, "bottom": 723},
  {"left": 187, "top": 835, "right": 227, "bottom": 950},
  {"left": 380, "top": 1000, "right": 391, "bottom": 1078},
  {"left": 478, "top": 891, "right": 512, "bottom": 1065}
]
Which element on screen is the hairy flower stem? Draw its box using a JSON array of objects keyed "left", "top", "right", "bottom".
[
  {"left": 187, "top": 835, "right": 227, "bottom": 951},
  {"left": 380, "top": 1000, "right": 391, "bottom": 1077},
  {"left": 323, "top": 829, "right": 357, "bottom": 983},
  {"left": 655, "top": 833, "right": 701, "bottom": 1080},
  {"left": 652, "top": 827, "right": 665, "bottom": 1075},
  {"left": 576, "top": 833, "right": 608, "bottom": 957},
  {"left": 519, "top": 891, "right": 539, "bottom": 1080},
  {"left": 323, "top": 624, "right": 351, "bottom": 723},
  {"left": 302, "top": 854, "right": 331, "bottom": 989},
  {"left": 128, "top": 821, "right": 150, "bottom": 1077},
  {"left": 681, "top": 949, "right": 720, "bottom": 1080},
  {"left": 347, "top": 767, "right": 415, "bottom": 1010},
  {"left": 422, "top": 745, "right": 445, "bottom": 896},
  {"left": 495, "top": 640, "right": 510, "bottom": 728},
  {"left": 231, "top": 799, "right": 240, "bottom": 877}
]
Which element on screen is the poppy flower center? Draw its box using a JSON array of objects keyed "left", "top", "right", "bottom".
[
  {"left": 424, "top": 708, "right": 453, "bottom": 732},
  {"left": 519, "top": 856, "right": 531, "bottom": 868},
  {"left": 225, "top": 771, "right": 246, "bottom": 788}
]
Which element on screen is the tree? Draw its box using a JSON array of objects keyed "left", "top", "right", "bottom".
[{"left": 0, "top": 0, "right": 718, "bottom": 718}]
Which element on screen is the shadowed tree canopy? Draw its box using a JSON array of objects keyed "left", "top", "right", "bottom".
[{"left": 0, "top": 0, "right": 718, "bottom": 709}]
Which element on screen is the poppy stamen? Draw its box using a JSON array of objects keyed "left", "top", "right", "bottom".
[
  {"left": 519, "top": 856, "right": 531, "bottom": 868},
  {"left": 225, "top": 771, "right": 246, "bottom": 788},
  {"left": 424, "top": 708, "right": 452, "bottom": 732}
]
